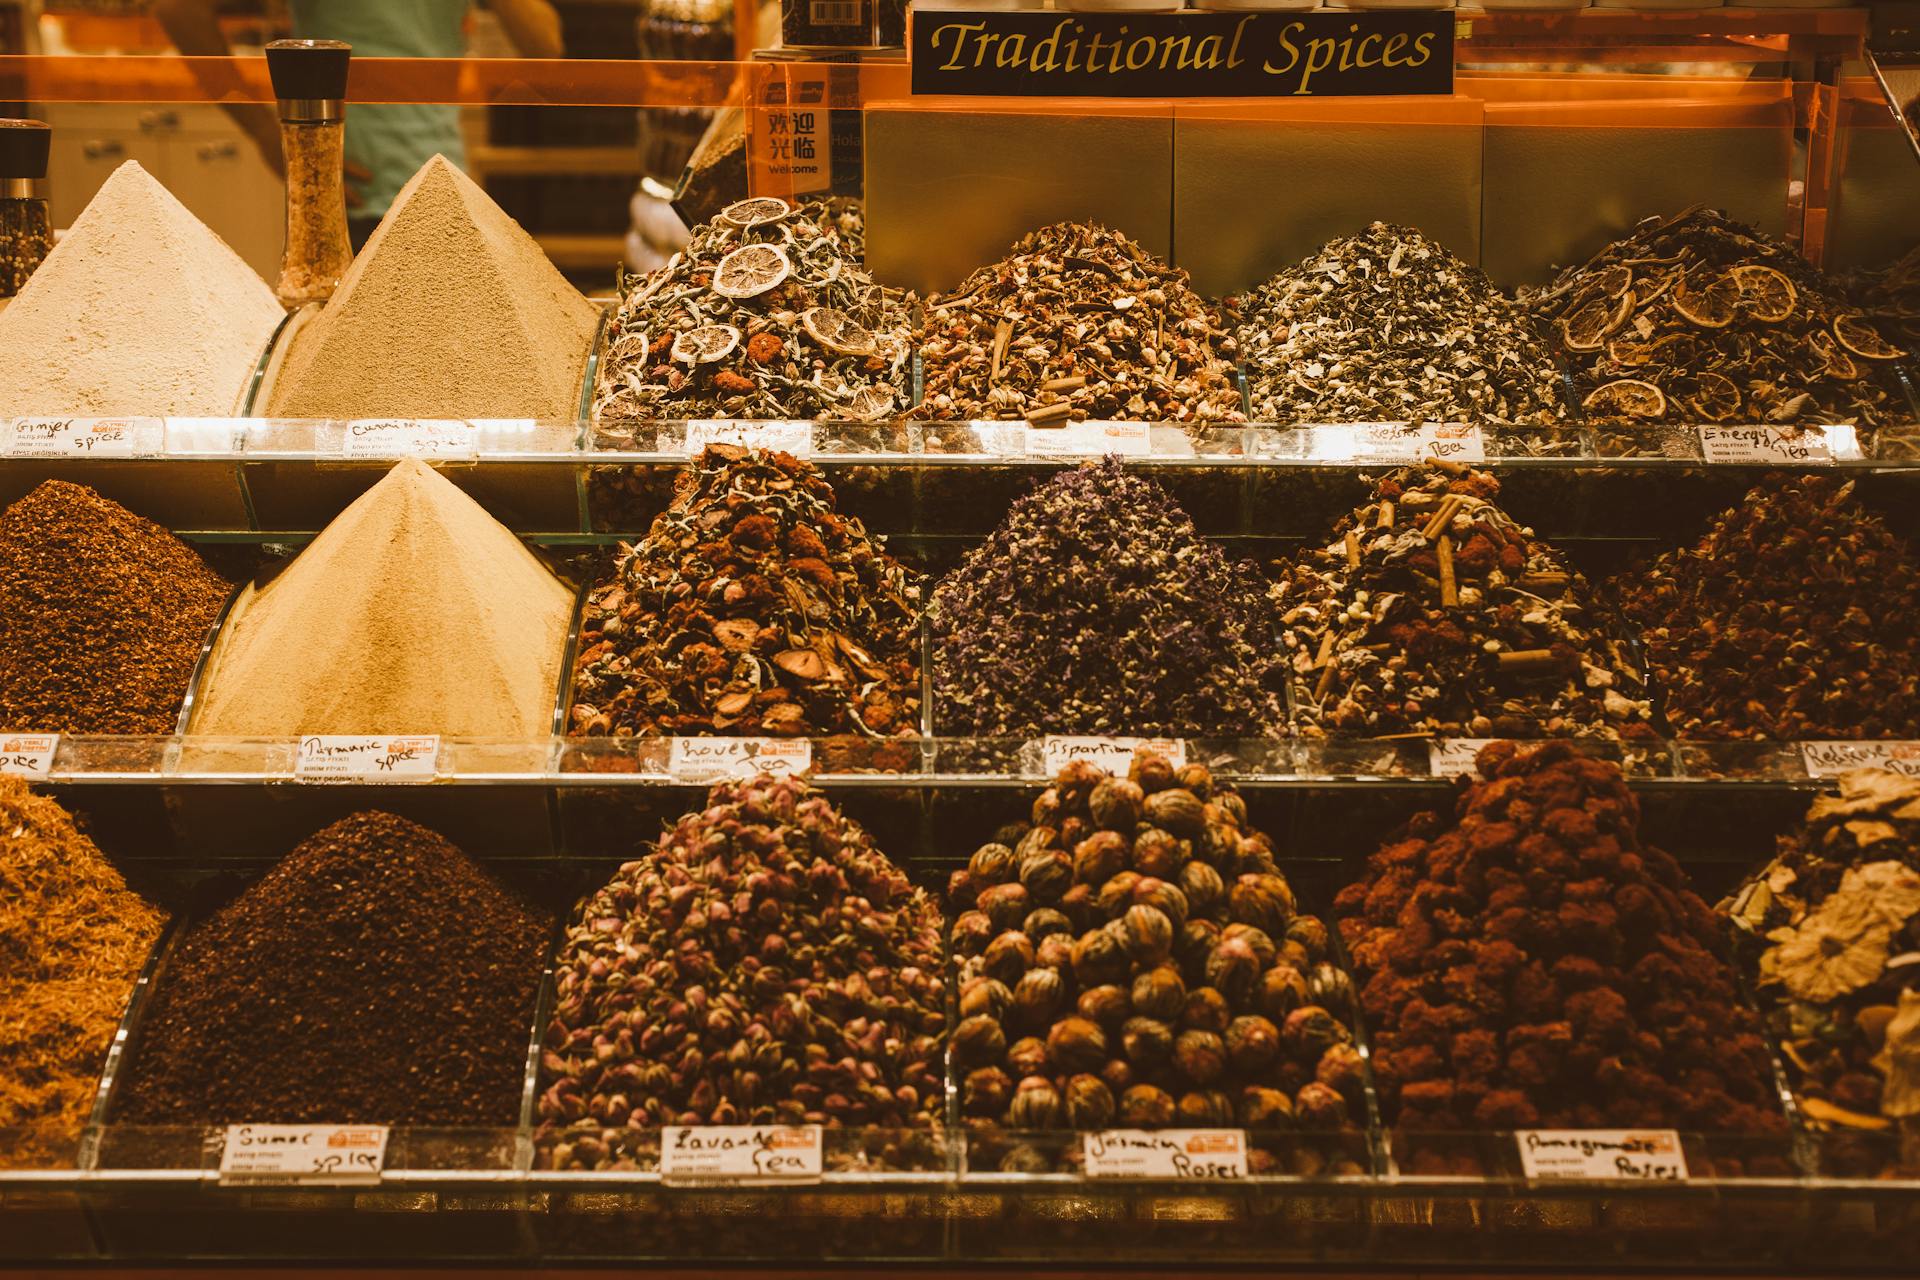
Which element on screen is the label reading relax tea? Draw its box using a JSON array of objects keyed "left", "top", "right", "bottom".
[
  {"left": 1516, "top": 1130, "right": 1687, "bottom": 1182},
  {"left": 1802, "top": 741, "right": 1920, "bottom": 780},
  {"left": 1023, "top": 421, "right": 1152, "bottom": 458},
  {"left": 1039, "top": 735, "right": 1186, "bottom": 775},
  {"left": 1697, "top": 425, "right": 1833, "bottom": 466},
  {"left": 1428, "top": 738, "right": 1494, "bottom": 778},
  {"left": 660, "top": 1125, "right": 824, "bottom": 1183},
  {"left": 1083, "top": 1129, "right": 1248, "bottom": 1180},
  {"left": 0, "top": 733, "right": 58, "bottom": 781},
  {"left": 341, "top": 419, "right": 478, "bottom": 460},
  {"left": 683, "top": 420, "right": 814, "bottom": 458},
  {"left": 667, "top": 737, "right": 812, "bottom": 784},
  {"left": 294, "top": 735, "right": 441, "bottom": 782},
  {"left": 219, "top": 1124, "right": 389, "bottom": 1185},
  {"left": 1, "top": 416, "right": 145, "bottom": 458}
]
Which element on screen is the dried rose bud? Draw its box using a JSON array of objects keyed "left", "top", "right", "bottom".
[
  {"left": 1007, "top": 1035, "right": 1051, "bottom": 1080},
  {"left": 1256, "top": 964, "right": 1310, "bottom": 1022},
  {"left": 1216, "top": 790, "right": 1248, "bottom": 826},
  {"left": 1048, "top": 1015, "right": 1109, "bottom": 1074},
  {"left": 1294, "top": 1081, "right": 1348, "bottom": 1129},
  {"left": 1286, "top": 915, "right": 1330, "bottom": 960},
  {"left": 1024, "top": 907, "right": 1073, "bottom": 940},
  {"left": 947, "top": 869, "right": 976, "bottom": 904},
  {"left": 960, "top": 976, "right": 1012, "bottom": 1021},
  {"left": 1096, "top": 870, "right": 1143, "bottom": 919},
  {"left": 1035, "top": 932, "right": 1073, "bottom": 972},
  {"left": 1070, "top": 927, "right": 1130, "bottom": 987},
  {"left": 1120, "top": 904, "right": 1175, "bottom": 965},
  {"left": 1065, "top": 1073, "right": 1117, "bottom": 1129},
  {"left": 1019, "top": 847, "right": 1073, "bottom": 905},
  {"left": 1030, "top": 788, "right": 1063, "bottom": 828},
  {"left": 1178, "top": 1089, "right": 1236, "bottom": 1127},
  {"left": 1174, "top": 1028, "right": 1228, "bottom": 1086},
  {"left": 1130, "top": 753, "right": 1178, "bottom": 793},
  {"left": 1132, "top": 827, "right": 1186, "bottom": 879},
  {"left": 1131, "top": 964, "right": 1187, "bottom": 1021},
  {"left": 1198, "top": 818, "right": 1241, "bottom": 870},
  {"left": 1132, "top": 877, "right": 1190, "bottom": 931},
  {"left": 963, "top": 1066, "right": 1014, "bottom": 1117},
  {"left": 1239, "top": 1085, "right": 1295, "bottom": 1130},
  {"left": 1078, "top": 984, "right": 1130, "bottom": 1026},
  {"left": 1073, "top": 831, "right": 1130, "bottom": 887},
  {"left": 1059, "top": 884, "right": 1098, "bottom": 931},
  {"left": 951, "top": 910, "right": 994, "bottom": 956},
  {"left": 1089, "top": 777, "right": 1145, "bottom": 832},
  {"left": 978, "top": 882, "right": 1031, "bottom": 932},
  {"left": 1221, "top": 922, "right": 1277, "bottom": 968},
  {"left": 1316, "top": 1043, "right": 1366, "bottom": 1106},
  {"left": 1204, "top": 936, "right": 1261, "bottom": 1003},
  {"left": 1144, "top": 788, "right": 1206, "bottom": 837},
  {"left": 1181, "top": 985, "right": 1232, "bottom": 1034},
  {"left": 1229, "top": 873, "right": 1296, "bottom": 934},
  {"left": 1281, "top": 1005, "right": 1351, "bottom": 1059},
  {"left": 1179, "top": 861, "right": 1226, "bottom": 916},
  {"left": 1179, "top": 918, "right": 1221, "bottom": 970},
  {"left": 1176, "top": 763, "right": 1214, "bottom": 800},
  {"left": 1225, "top": 1014, "right": 1282, "bottom": 1076},
  {"left": 1011, "top": 967, "right": 1066, "bottom": 1027},
  {"left": 1306, "top": 962, "right": 1354, "bottom": 1009},
  {"left": 1101, "top": 1057, "right": 1135, "bottom": 1096},
  {"left": 982, "top": 930, "right": 1035, "bottom": 985},
  {"left": 969, "top": 843, "right": 1016, "bottom": 886},
  {"left": 1008, "top": 1075, "right": 1064, "bottom": 1129},
  {"left": 1015, "top": 824, "right": 1060, "bottom": 861},
  {"left": 1119, "top": 1083, "right": 1178, "bottom": 1127},
  {"left": 1121, "top": 1015, "right": 1175, "bottom": 1066},
  {"left": 953, "top": 1014, "right": 1007, "bottom": 1068}
]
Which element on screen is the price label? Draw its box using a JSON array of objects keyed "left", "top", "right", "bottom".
[
  {"left": 1517, "top": 1130, "right": 1687, "bottom": 1182},
  {"left": 659, "top": 1124, "right": 824, "bottom": 1184},
  {"left": 1024, "top": 421, "right": 1152, "bottom": 458},
  {"left": 341, "top": 419, "right": 477, "bottom": 460},
  {"left": 684, "top": 420, "right": 814, "bottom": 458},
  {"left": 1802, "top": 741, "right": 1920, "bottom": 780},
  {"left": 1, "top": 416, "right": 146, "bottom": 458},
  {"left": 294, "top": 735, "right": 440, "bottom": 782},
  {"left": 1039, "top": 735, "right": 1186, "bottom": 776},
  {"left": 1428, "top": 738, "right": 1494, "bottom": 778},
  {"left": 1083, "top": 1129, "right": 1248, "bottom": 1181},
  {"left": 667, "top": 737, "right": 812, "bottom": 784},
  {"left": 1697, "top": 426, "right": 1833, "bottom": 466},
  {"left": 219, "top": 1124, "right": 389, "bottom": 1185},
  {"left": 0, "top": 733, "right": 59, "bottom": 781},
  {"left": 1350, "top": 423, "right": 1485, "bottom": 465}
]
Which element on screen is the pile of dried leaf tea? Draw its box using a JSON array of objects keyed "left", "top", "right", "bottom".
[
  {"left": 1234, "top": 223, "right": 1569, "bottom": 426},
  {"left": 916, "top": 222, "right": 1246, "bottom": 426},
  {"left": 1524, "top": 207, "right": 1909, "bottom": 431},
  {"left": 1270, "top": 464, "right": 1652, "bottom": 741},
  {"left": 592, "top": 197, "right": 913, "bottom": 423}
]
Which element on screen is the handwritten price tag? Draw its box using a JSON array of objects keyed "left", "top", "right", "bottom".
[
  {"left": 0, "top": 733, "right": 59, "bottom": 781},
  {"left": 1039, "top": 736, "right": 1186, "bottom": 776},
  {"left": 341, "top": 419, "right": 477, "bottom": 460},
  {"left": 1801, "top": 741, "right": 1920, "bottom": 780},
  {"left": 294, "top": 735, "right": 440, "bottom": 783},
  {"left": 1083, "top": 1129, "right": 1248, "bottom": 1181},
  {"left": 1517, "top": 1130, "right": 1687, "bottom": 1182},
  {"left": 1024, "top": 421, "right": 1152, "bottom": 458},
  {"left": 684, "top": 420, "right": 814, "bottom": 458},
  {"left": 1351, "top": 423, "right": 1485, "bottom": 465},
  {"left": 2, "top": 416, "right": 146, "bottom": 458},
  {"left": 1428, "top": 738, "right": 1494, "bottom": 778},
  {"left": 667, "top": 737, "right": 811, "bottom": 784},
  {"left": 660, "top": 1125, "right": 823, "bottom": 1184},
  {"left": 1697, "top": 426, "right": 1833, "bottom": 466},
  {"left": 219, "top": 1124, "right": 389, "bottom": 1185}
]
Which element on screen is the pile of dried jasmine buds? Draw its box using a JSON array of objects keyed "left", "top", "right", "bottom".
[
  {"left": 1339, "top": 742, "right": 1787, "bottom": 1165},
  {"left": 536, "top": 774, "right": 947, "bottom": 1169},
  {"left": 593, "top": 196, "right": 913, "bottom": 423},
  {"left": 932, "top": 459, "right": 1283, "bottom": 739},
  {"left": 948, "top": 756, "right": 1367, "bottom": 1153},
  {"left": 1234, "top": 223, "right": 1569, "bottom": 426},
  {"left": 1270, "top": 463, "right": 1652, "bottom": 741},
  {"left": 1525, "top": 207, "right": 1909, "bottom": 431},
  {"left": 569, "top": 446, "right": 923, "bottom": 738},
  {"left": 1724, "top": 770, "right": 1920, "bottom": 1175},
  {"left": 916, "top": 222, "right": 1246, "bottom": 426},
  {"left": 1616, "top": 476, "right": 1920, "bottom": 741}
]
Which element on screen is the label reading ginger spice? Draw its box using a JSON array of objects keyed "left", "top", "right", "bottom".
[
  {"left": 219, "top": 1124, "right": 388, "bottom": 1185},
  {"left": 1516, "top": 1130, "right": 1687, "bottom": 1182},
  {"left": 1697, "top": 425, "right": 1833, "bottom": 466},
  {"left": 684, "top": 420, "right": 814, "bottom": 458},
  {"left": 667, "top": 737, "right": 811, "bottom": 784},
  {"left": 1083, "top": 1129, "right": 1248, "bottom": 1180},
  {"left": 1038, "top": 736, "right": 1186, "bottom": 776},
  {"left": 341, "top": 419, "right": 477, "bottom": 461},
  {"left": 660, "top": 1124, "right": 824, "bottom": 1184},
  {"left": 1802, "top": 741, "right": 1920, "bottom": 780},
  {"left": 294, "top": 735, "right": 440, "bottom": 783},
  {"left": 1428, "top": 738, "right": 1494, "bottom": 778},
  {"left": 1, "top": 416, "right": 146, "bottom": 458},
  {"left": 0, "top": 733, "right": 58, "bottom": 781}
]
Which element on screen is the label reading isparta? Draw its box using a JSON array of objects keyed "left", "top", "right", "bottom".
[{"left": 1038, "top": 736, "right": 1186, "bottom": 776}]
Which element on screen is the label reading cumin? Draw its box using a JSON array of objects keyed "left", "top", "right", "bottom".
[
  {"left": 219, "top": 1124, "right": 388, "bottom": 1185},
  {"left": 2, "top": 416, "right": 146, "bottom": 458},
  {"left": 660, "top": 1124, "right": 824, "bottom": 1183},
  {"left": 667, "top": 737, "right": 812, "bottom": 784},
  {"left": 0, "top": 733, "right": 59, "bottom": 781},
  {"left": 295, "top": 735, "right": 440, "bottom": 782},
  {"left": 1083, "top": 1129, "right": 1248, "bottom": 1180},
  {"left": 1516, "top": 1129, "right": 1687, "bottom": 1182},
  {"left": 1039, "top": 735, "right": 1186, "bottom": 775},
  {"left": 1697, "top": 425, "right": 1833, "bottom": 466},
  {"left": 1802, "top": 741, "right": 1920, "bottom": 780},
  {"left": 341, "top": 419, "right": 477, "bottom": 460}
]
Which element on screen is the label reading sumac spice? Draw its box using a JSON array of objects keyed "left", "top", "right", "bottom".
[
  {"left": 1802, "top": 741, "right": 1920, "bottom": 780},
  {"left": 667, "top": 737, "right": 812, "bottom": 784},
  {"left": 1, "top": 416, "right": 146, "bottom": 458},
  {"left": 294, "top": 735, "right": 441, "bottom": 782},
  {"left": 1023, "top": 421, "right": 1152, "bottom": 458},
  {"left": 1516, "top": 1129, "right": 1687, "bottom": 1182},
  {"left": 659, "top": 1124, "right": 824, "bottom": 1183},
  {"left": 1349, "top": 422, "right": 1486, "bottom": 465},
  {"left": 684, "top": 420, "right": 815, "bottom": 458},
  {"left": 1083, "top": 1129, "right": 1248, "bottom": 1180},
  {"left": 218, "top": 1124, "right": 389, "bottom": 1185},
  {"left": 1428, "top": 738, "right": 1494, "bottom": 778},
  {"left": 341, "top": 419, "right": 478, "bottom": 461},
  {"left": 1039, "top": 735, "right": 1186, "bottom": 776},
  {"left": 0, "top": 733, "right": 59, "bottom": 781},
  {"left": 1697, "top": 425, "right": 1834, "bottom": 466}
]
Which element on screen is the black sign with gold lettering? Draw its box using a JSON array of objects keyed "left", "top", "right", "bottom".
[{"left": 910, "top": 10, "right": 1452, "bottom": 97}]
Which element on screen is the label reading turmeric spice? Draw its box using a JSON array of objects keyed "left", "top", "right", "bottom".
[{"left": 295, "top": 735, "right": 440, "bottom": 782}]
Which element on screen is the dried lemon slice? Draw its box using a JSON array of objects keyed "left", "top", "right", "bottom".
[
  {"left": 846, "top": 386, "right": 896, "bottom": 421},
  {"left": 670, "top": 324, "right": 741, "bottom": 364},
  {"left": 1808, "top": 329, "right": 1859, "bottom": 381},
  {"left": 712, "top": 244, "right": 792, "bottom": 299},
  {"left": 719, "top": 196, "right": 792, "bottom": 229},
  {"left": 1686, "top": 371, "right": 1741, "bottom": 422},
  {"left": 1583, "top": 378, "right": 1667, "bottom": 419},
  {"left": 1730, "top": 264, "right": 1796, "bottom": 323},
  {"left": 1561, "top": 296, "right": 1615, "bottom": 352},
  {"left": 801, "top": 306, "right": 876, "bottom": 357},
  {"left": 1672, "top": 272, "right": 1738, "bottom": 329},
  {"left": 1590, "top": 264, "right": 1634, "bottom": 300},
  {"left": 1834, "top": 313, "right": 1907, "bottom": 360}
]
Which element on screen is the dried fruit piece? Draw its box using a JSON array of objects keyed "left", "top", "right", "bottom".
[
  {"left": 1673, "top": 271, "right": 1739, "bottom": 328},
  {"left": 1582, "top": 378, "right": 1666, "bottom": 419},
  {"left": 670, "top": 324, "right": 741, "bottom": 365},
  {"left": 712, "top": 243, "right": 792, "bottom": 299},
  {"left": 801, "top": 306, "right": 876, "bottom": 357},
  {"left": 1685, "top": 371, "right": 1742, "bottom": 422},
  {"left": 1732, "top": 264, "right": 1796, "bottom": 322},
  {"left": 1834, "top": 312, "right": 1906, "bottom": 360},
  {"left": 718, "top": 196, "right": 792, "bottom": 229},
  {"left": 1560, "top": 295, "right": 1615, "bottom": 351}
]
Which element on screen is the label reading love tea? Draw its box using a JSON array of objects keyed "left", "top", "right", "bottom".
[
  {"left": 684, "top": 420, "right": 814, "bottom": 458},
  {"left": 295, "top": 735, "right": 441, "bottom": 782},
  {"left": 1083, "top": 1129, "right": 1248, "bottom": 1180},
  {"left": 1517, "top": 1130, "right": 1687, "bottom": 1182},
  {"left": 1428, "top": 738, "right": 1494, "bottom": 778},
  {"left": 219, "top": 1124, "right": 389, "bottom": 1185},
  {"left": 1697, "top": 426, "right": 1833, "bottom": 466},
  {"left": 341, "top": 419, "right": 478, "bottom": 460},
  {"left": 1351, "top": 423, "right": 1486, "bottom": 465},
  {"left": 1039, "top": 735, "right": 1186, "bottom": 775},
  {"left": 0, "top": 733, "right": 58, "bottom": 781},
  {"left": 660, "top": 1125, "right": 824, "bottom": 1183},
  {"left": 1802, "top": 741, "right": 1920, "bottom": 780},
  {"left": 1023, "top": 421, "right": 1152, "bottom": 458},
  {"left": 1, "top": 416, "right": 145, "bottom": 458},
  {"left": 667, "top": 737, "right": 812, "bottom": 784}
]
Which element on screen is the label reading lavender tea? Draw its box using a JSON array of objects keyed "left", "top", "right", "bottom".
[
  {"left": 341, "top": 419, "right": 477, "bottom": 461},
  {"left": 660, "top": 1124, "right": 824, "bottom": 1183},
  {"left": 0, "top": 733, "right": 58, "bottom": 781},
  {"left": 1, "top": 416, "right": 146, "bottom": 458},
  {"left": 219, "top": 1124, "right": 389, "bottom": 1185},
  {"left": 1697, "top": 425, "right": 1833, "bottom": 466},
  {"left": 683, "top": 420, "right": 814, "bottom": 458},
  {"left": 295, "top": 735, "right": 441, "bottom": 783},
  {"left": 1428, "top": 738, "right": 1494, "bottom": 778},
  {"left": 1039, "top": 735, "right": 1186, "bottom": 776},
  {"left": 1083, "top": 1129, "right": 1248, "bottom": 1180},
  {"left": 667, "top": 737, "right": 812, "bottom": 784},
  {"left": 1023, "top": 421, "right": 1152, "bottom": 458},
  {"left": 1516, "top": 1130, "right": 1687, "bottom": 1182},
  {"left": 1349, "top": 423, "right": 1485, "bottom": 465},
  {"left": 1802, "top": 741, "right": 1920, "bottom": 780}
]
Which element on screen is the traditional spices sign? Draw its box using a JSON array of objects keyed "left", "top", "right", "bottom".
[{"left": 911, "top": 10, "right": 1452, "bottom": 98}]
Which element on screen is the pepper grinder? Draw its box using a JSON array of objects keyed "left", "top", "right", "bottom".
[
  {"left": 265, "top": 38, "right": 353, "bottom": 309},
  {"left": 0, "top": 119, "right": 52, "bottom": 300}
]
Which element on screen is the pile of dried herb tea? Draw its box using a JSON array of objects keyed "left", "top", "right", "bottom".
[
  {"left": 1524, "top": 207, "right": 1909, "bottom": 431},
  {"left": 0, "top": 778, "right": 166, "bottom": 1168},
  {"left": 1338, "top": 743, "right": 1787, "bottom": 1168},
  {"left": 113, "top": 811, "right": 549, "bottom": 1125},
  {"left": 1234, "top": 223, "right": 1569, "bottom": 426},
  {"left": 0, "top": 481, "right": 233, "bottom": 734},
  {"left": 592, "top": 197, "right": 912, "bottom": 423},
  {"left": 1846, "top": 241, "right": 1920, "bottom": 360},
  {"left": 569, "top": 446, "right": 923, "bottom": 738},
  {"left": 536, "top": 774, "right": 946, "bottom": 1169},
  {"left": 1616, "top": 476, "right": 1920, "bottom": 740},
  {"left": 932, "top": 459, "right": 1283, "bottom": 739},
  {"left": 1723, "top": 770, "right": 1920, "bottom": 1174},
  {"left": 1270, "top": 464, "right": 1652, "bottom": 741},
  {"left": 917, "top": 222, "right": 1246, "bottom": 426}
]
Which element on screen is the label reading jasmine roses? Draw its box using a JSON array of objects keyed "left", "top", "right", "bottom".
[{"left": 1083, "top": 1129, "right": 1248, "bottom": 1180}]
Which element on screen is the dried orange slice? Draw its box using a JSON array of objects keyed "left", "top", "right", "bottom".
[
  {"left": 1591, "top": 264, "right": 1634, "bottom": 300},
  {"left": 846, "top": 386, "right": 896, "bottom": 421},
  {"left": 1672, "top": 272, "right": 1738, "bottom": 328},
  {"left": 1583, "top": 378, "right": 1668, "bottom": 419},
  {"left": 719, "top": 196, "right": 792, "bottom": 229},
  {"left": 1834, "top": 313, "right": 1907, "bottom": 360},
  {"left": 1730, "top": 264, "right": 1796, "bottom": 322},
  {"left": 1561, "top": 296, "right": 1616, "bottom": 352},
  {"left": 712, "top": 244, "right": 792, "bottom": 299},
  {"left": 670, "top": 324, "right": 741, "bottom": 364},
  {"left": 802, "top": 306, "right": 876, "bottom": 357},
  {"left": 1808, "top": 330, "right": 1858, "bottom": 381},
  {"left": 1686, "top": 372, "right": 1741, "bottom": 422}
]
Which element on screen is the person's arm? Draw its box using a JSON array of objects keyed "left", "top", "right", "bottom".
[
  {"left": 151, "top": 0, "right": 286, "bottom": 176},
  {"left": 488, "top": 0, "right": 567, "bottom": 59}
]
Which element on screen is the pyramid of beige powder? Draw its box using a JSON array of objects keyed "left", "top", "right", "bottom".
[
  {"left": 264, "top": 155, "right": 599, "bottom": 420},
  {"left": 189, "top": 460, "right": 574, "bottom": 739},
  {"left": 0, "top": 161, "right": 283, "bottom": 416}
]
